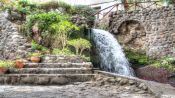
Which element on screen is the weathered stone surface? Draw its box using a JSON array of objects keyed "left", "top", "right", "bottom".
[
  {"left": 8, "top": 68, "right": 93, "bottom": 74},
  {"left": 0, "top": 81, "right": 155, "bottom": 98},
  {"left": 109, "top": 6, "right": 175, "bottom": 58},
  {"left": 24, "top": 62, "right": 93, "bottom": 68},
  {"left": 0, "top": 12, "right": 30, "bottom": 60},
  {"left": 42, "top": 55, "right": 86, "bottom": 63},
  {"left": 0, "top": 74, "right": 94, "bottom": 85}
]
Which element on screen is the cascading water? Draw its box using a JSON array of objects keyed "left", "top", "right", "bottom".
[{"left": 92, "top": 29, "right": 135, "bottom": 76}]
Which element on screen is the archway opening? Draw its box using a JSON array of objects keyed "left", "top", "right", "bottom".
[{"left": 117, "top": 20, "right": 146, "bottom": 51}]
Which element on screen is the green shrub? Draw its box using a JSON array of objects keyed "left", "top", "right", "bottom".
[
  {"left": 28, "top": 52, "right": 43, "bottom": 57},
  {"left": 37, "top": 1, "right": 72, "bottom": 13},
  {"left": 25, "top": 12, "right": 68, "bottom": 37},
  {"left": 31, "top": 40, "right": 48, "bottom": 52},
  {"left": 52, "top": 48, "right": 74, "bottom": 55},
  {"left": 24, "top": 12, "right": 79, "bottom": 49},
  {"left": 0, "top": 60, "right": 15, "bottom": 68},
  {"left": 0, "top": 0, "right": 13, "bottom": 10},
  {"left": 68, "top": 38, "right": 91, "bottom": 55},
  {"left": 125, "top": 49, "right": 155, "bottom": 66},
  {"left": 49, "top": 20, "right": 79, "bottom": 49},
  {"left": 152, "top": 57, "right": 175, "bottom": 72}
]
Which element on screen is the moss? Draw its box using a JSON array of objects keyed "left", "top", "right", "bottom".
[
  {"left": 124, "top": 49, "right": 155, "bottom": 67},
  {"left": 152, "top": 57, "right": 175, "bottom": 72}
]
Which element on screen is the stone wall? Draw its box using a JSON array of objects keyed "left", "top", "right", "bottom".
[
  {"left": 109, "top": 6, "right": 175, "bottom": 58},
  {"left": 0, "top": 12, "right": 30, "bottom": 60}
]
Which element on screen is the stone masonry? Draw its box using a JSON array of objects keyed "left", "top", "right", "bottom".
[
  {"left": 109, "top": 6, "right": 175, "bottom": 58},
  {"left": 0, "top": 12, "right": 30, "bottom": 60}
]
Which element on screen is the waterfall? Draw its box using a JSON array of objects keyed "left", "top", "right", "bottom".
[{"left": 92, "top": 29, "right": 135, "bottom": 76}]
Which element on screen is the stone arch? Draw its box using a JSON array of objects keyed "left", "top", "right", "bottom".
[{"left": 116, "top": 20, "right": 146, "bottom": 51}]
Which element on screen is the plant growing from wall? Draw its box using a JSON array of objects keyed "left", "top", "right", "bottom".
[
  {"left": 68, "top": 38, "right": 91, "bottom": 55},
  {"left": 52, "top": 48, "right": 74, "bottom": 56},
  {"left": 152, "top": 57, "right": 175, "bottom": 72},
  {"left": 125, "top": 49, "right": 155, "bottom": 66},
  {"left": 31, "top": 40, "right": 48, "bottom": 53}
]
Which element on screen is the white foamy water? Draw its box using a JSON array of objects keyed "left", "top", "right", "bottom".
[{"left": 92, "top": 29, "right": 135, "bottom": 76}]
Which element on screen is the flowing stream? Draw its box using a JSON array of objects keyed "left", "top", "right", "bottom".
[{"left": 92, "top": 29, "right": 135, "bottom": 76}]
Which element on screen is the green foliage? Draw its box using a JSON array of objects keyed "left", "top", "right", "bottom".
[
  {"left": 38, "top": 1, "right": 72, "bottom": 13},
  {"left": 28, "top": 52, "right": 43, "bottom": 57},
  {"left": 52, "top": 48, "right": 74, "bottom": 56},
  {"left": 31, "top": 40, "right": 48, "bottom": 52},
  {"left": 49, "top": 20, "right": 79, "bottom": 49},
  {"left": 81, "top": 55, "right": 90, "bottom": 62},
  {"left": 25, "top": 12, "right": 79, "bottom": 49},
  {"left": 25, "top": 12, "right": 68, "bottom": 37},
  {"left": 0, "top": 60, "right": 15, "bottom": 68},
  {"left": 125, "top": 49, "right": 154, "bottom": 66},
  {"left": 152, "top": 57, "right": 175, "bottom": 72},
  {"left": 7, "top": 0, "right": 37, "bottom": 15},
  {"left": 68, "top": 38, "right": 91, "bottom": 55},
  {"left": 0, "top": 0, "right": 13, "bottom": 10}
]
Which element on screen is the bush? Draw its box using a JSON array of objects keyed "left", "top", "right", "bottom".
[
  {"left": 31, "top": 40, "right": 48, "bottom": 52},
  {"left": 28, "top": 52, "right": 43, "bottom": 57},
  {"left": 125, "top": 49, "right": 155, "bottom": 66},
  {"left": 52, "top": 48, "right": 74, "bottom": 55},
  {"left": 24, "top": 12, "right": 79, "bottom": 48},
  {"left": 0, "top": 0, "right": 13, "bottom": 10},
  {"left": 0, "top": 60, "right": 15, "bottom": 68},
  {"left": 49, "top": 20, "right": 79, "bottom": 49},
  {"left": 68, "top": 38, "right": 91, "bottom": 55},
  {"left": 152, "top": 57, "right": 175, "bottom": 72},
  {"left": 37, "top": 1, "right": 72, "bottom": 13}
]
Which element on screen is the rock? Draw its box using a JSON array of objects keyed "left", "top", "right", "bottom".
[
  {"left": 37, "top": 77, "right": 49, "bottom": 85},
  {"left": 119, "top": 79, "right": 128, "bottom": 85},
  {"left": 116, "top": 77, "right": 122, "bottom": 82},
  {"left": 129, "top": 80, "right": 136, "bottom": 85},
  {"left": 107, "top": 78, "right": 116, "bottom": 83},
  {"left": 138, "top": 83, "right": 148, "bottom": 90},
  {"left": 50, "top": 77, "right": 69, "bottom": 85},
  {"left": 20, "top": 77, "right": 36, "bottom": 84}
]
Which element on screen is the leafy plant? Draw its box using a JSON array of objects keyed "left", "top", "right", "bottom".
[
  {"left": 0, "top": 0, "right": 13, "bottom": 10},
  {"left": 68, "top": 38, "right": 91, "bottom": 55},
  {"left": 152, "top": 57, "right": 175, "bottom": 72},
  {"left": 24, "top": 11, "right": 82, "bottom": 50},
  {"left": 0, "top": 60, "right": 15, "bottom": 68},
  {"left": 52, "top": 48, "right": 74, "bottom": 55},
  {"left": 49, "top": 21, "right": 79, "bottom": 49},
  {"left": 37, "top": 1, "right": 72, "bottom": 13},
  {"left": 28, "top": 52, "right": 43, "bottom": 57},
  {"left": 31, "top": 40, "right": 48, "bottom": 52},
  {"left": 125, "top": 49, "right": 155, "bottom": 66}
]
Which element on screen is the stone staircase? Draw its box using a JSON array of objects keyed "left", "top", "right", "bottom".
[{"left": 0, "top": 55, "right": 95, "bottom": 85}]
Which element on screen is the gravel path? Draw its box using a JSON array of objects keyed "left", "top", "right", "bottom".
[{"left": 0, "top": 81, "right": 155, "bottom": 98}]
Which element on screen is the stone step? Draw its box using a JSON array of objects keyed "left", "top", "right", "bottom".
[
  {"left": 0, "top": 74, "right": 95, "bottom": 85},
  {"left": 42, "top": 55, "right": 85, "bottom": 63},
  {"left": 24, "top": 62, "right": 93, "bottom": 68},
  {"left": 7, "top": 68, "right": 93, "bottom": 74}
]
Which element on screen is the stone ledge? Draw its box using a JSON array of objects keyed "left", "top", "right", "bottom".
[
  {"left": 24, "top": 62, "right": 93, "bottom": 68},
  {"left": 42, "top": 55, "right": 85, "bottom": 63},
  {"left": 94, "top": 70, "right": 175, "bottom": 98},
  {"left": 8, "top": 68, "right": 93, "bottom": 74},
  {"left": 0, "top": 74, "right": 95, "bottom": 85}
]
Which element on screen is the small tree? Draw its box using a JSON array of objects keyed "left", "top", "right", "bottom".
[
  {"left": 68, "top": 38, "right": 91, "bottom": 55},
  {"left": 50, "top": 21, "right": 79, "bottom": 49}
]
